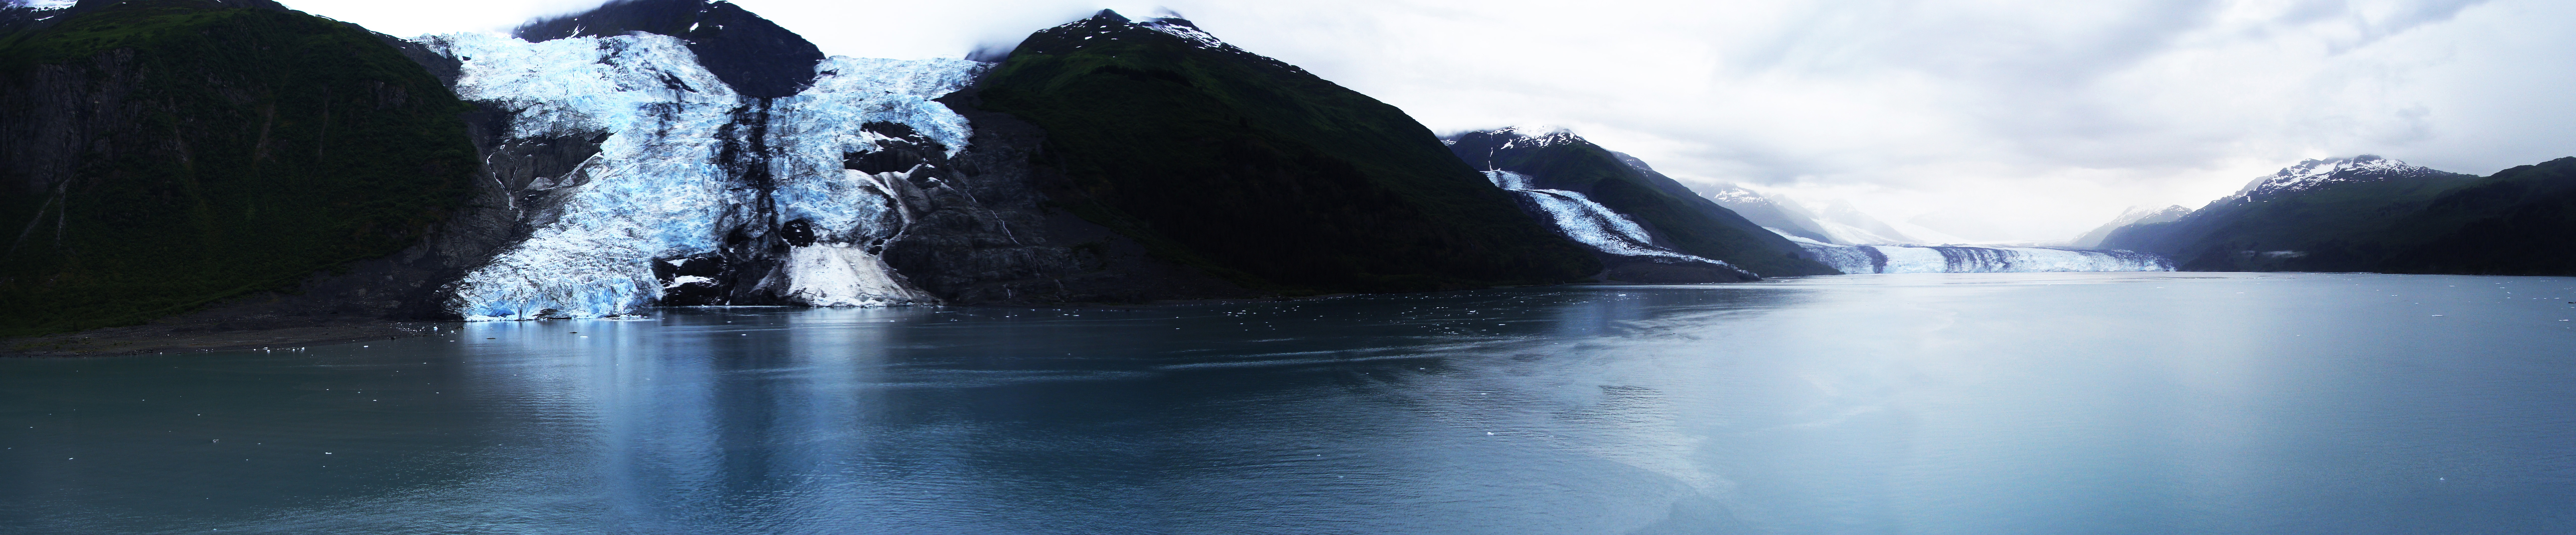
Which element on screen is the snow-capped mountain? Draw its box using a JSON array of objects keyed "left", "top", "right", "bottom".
[
  {"left": 1697, "top": 183, "right": 1839, "bottom": 244},
  {"left": 2072, "top": 205, "right": 2190, "bottom": 249},
  {"left": 1694, "top": 182, "right": 1927, "bottom": 246},
  {"left": 2231, "top": 156, "right": 2460, "bottom": 199},
  {"left": 2098, "top": 155, "right": 2483, "bottom": 271},
  {"left": 1812, "top": 200, "right": 1917, "bottom": 245}
]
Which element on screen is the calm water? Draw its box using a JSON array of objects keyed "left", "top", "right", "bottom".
[{"left": 5, "top": 272, "right": 2574, "bottom": 534}]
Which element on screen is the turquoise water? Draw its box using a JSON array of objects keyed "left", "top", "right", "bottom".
[{"left": 5, "top": 272, "right": 2573, "bottom": 534}]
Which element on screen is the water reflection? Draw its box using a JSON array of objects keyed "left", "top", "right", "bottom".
[{"left": 5, "top": 273, "right": 2574, "bottom": 534}]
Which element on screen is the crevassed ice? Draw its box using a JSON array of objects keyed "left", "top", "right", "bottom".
[
  {"left": 1484, "top": 171, "right": 1731, "bottom": 266},
  {"left": 767, "top": 56, "right": 978, "bottom": 244},
  {"left": 424, "top": 33, "right": 980, "bottom": 320}
]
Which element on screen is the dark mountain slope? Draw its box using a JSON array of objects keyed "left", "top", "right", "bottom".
[
  {"left": 2377, "top": 157, "right": 2576, "bottom": 275},
  {"left": 971, "top": 11, "right": 1599, "bottom": 293},
  {"left": 1448, "top": 129, "right": 1835, "bottom": 277},
  {"left": 2100, "top": 156, "right": 2479, "bottom": 271},
  {"left": 512, "top": 0, "right": 823, "bottom": 98},
  {"left": 0, "top": 0, "right": 477, "bottom": 336}
]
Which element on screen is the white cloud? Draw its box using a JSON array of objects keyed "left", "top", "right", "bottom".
[{"left": 284, "top": 0, "right": 2576, "bottom": 242}]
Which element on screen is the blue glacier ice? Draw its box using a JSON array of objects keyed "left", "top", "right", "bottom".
[{"left": 419, "top": 33, "right": 981, "bottom": 320}]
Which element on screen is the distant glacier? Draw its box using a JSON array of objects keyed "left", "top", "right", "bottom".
[{"left": 1784, "top": 234, "right": 2174, "bottom": 274}]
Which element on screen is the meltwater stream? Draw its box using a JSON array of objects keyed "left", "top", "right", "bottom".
[{"left": 6, "top": 273, "right": 2575, "bottom": 534}]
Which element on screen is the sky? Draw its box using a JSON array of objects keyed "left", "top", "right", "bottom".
[{"left": 280, "top": 0, "right": 2576, "bottom": 242}]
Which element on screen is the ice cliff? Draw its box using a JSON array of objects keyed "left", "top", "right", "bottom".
[{"left": 1783, "top": 234, "right": 2174, "bottom": 274}]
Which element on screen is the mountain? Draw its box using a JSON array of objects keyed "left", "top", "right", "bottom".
[
  {"left": 2071, "top": 205, "right": 2189, "bottom": 249},
  {"left": 421, "top": 2, "right": 1322, "bottom": 320},
  {"left": 4, "top": 3, "right": 1801, "bottom": 340},
  {"left": 2372, "top": 157, "right": 2576, "bottom": 275},
  {"left": 2098, "top": 156, "right": 2493, "bottom": 271},
  {"left": 1699, "top": 182, "right": 1837, "bottom": 244},
  {"left": 1445, "top": 127, "right": 1832, "bottom": 279},
  {"left": 1814, "top": 200, "right": 1917, "bottom": 245},
  {"left": 0, "top": 0, "right": 478, "bottom": 336},
  {"left": 511, "top": 0, "right": 823, "bottom": 98},
  {"left": 971, "top": 11, "right": 1599, "bottom": 294}
]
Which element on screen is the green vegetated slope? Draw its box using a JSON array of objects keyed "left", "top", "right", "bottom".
[
  {"left": 0, "top": 0, "right": 476, "bottom": 336},
  {"left": 2103, "top": 158, "right": 2576, "bottom": 274},
  {"left": 2378, "top": 158, "right": 2576, "bottom": 275},
  {"left": 972, "top": 11, "right": 1599, "bottom": 294},
  {"left": 1448, "top": 130, "right": 1836, "bottom": 277}
]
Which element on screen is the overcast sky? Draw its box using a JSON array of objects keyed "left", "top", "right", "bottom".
[{"left": 287, "top": 0, "right": 2576, "bottom": 242}]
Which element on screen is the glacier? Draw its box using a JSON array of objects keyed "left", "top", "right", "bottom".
[
  {"left": 1484, "top": 171, "right": 1736, "bottom": 267},
  {"left": 421, "top": 32, "right": 976, "bottom": 320},
  {"left": 1781, "top": 234, "right": 2174, "bottom": 274}
]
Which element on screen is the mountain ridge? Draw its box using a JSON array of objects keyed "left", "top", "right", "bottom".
[
  {"left": 1446, "top": 127, "right": 1834, "bottom": 278},
  {"left": 970, "top": 10, "right": 1601, "bottom": 294},
  {"left": 2095, "top": 155, "right": 2567, "bottom": 272}
]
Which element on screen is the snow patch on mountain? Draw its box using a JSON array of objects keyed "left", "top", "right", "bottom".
[
  {"left": 1136, "top": 17, "right": 1230, "bottom": 50},
  {"left": 1492, "top": 126, "right": 1581, "bottom": 150},
  {"left": 2232, "top": 155, "right": 2448, "bottom": 198},
  {"left": 1706, "top": 185, "right": 1765, "bottom": 205},
  {"left": 422, "top": 32, "right": 978, "bottom": 320},
  {"left": 4, "top": 0, "right": 73, "bottom": 10}
]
